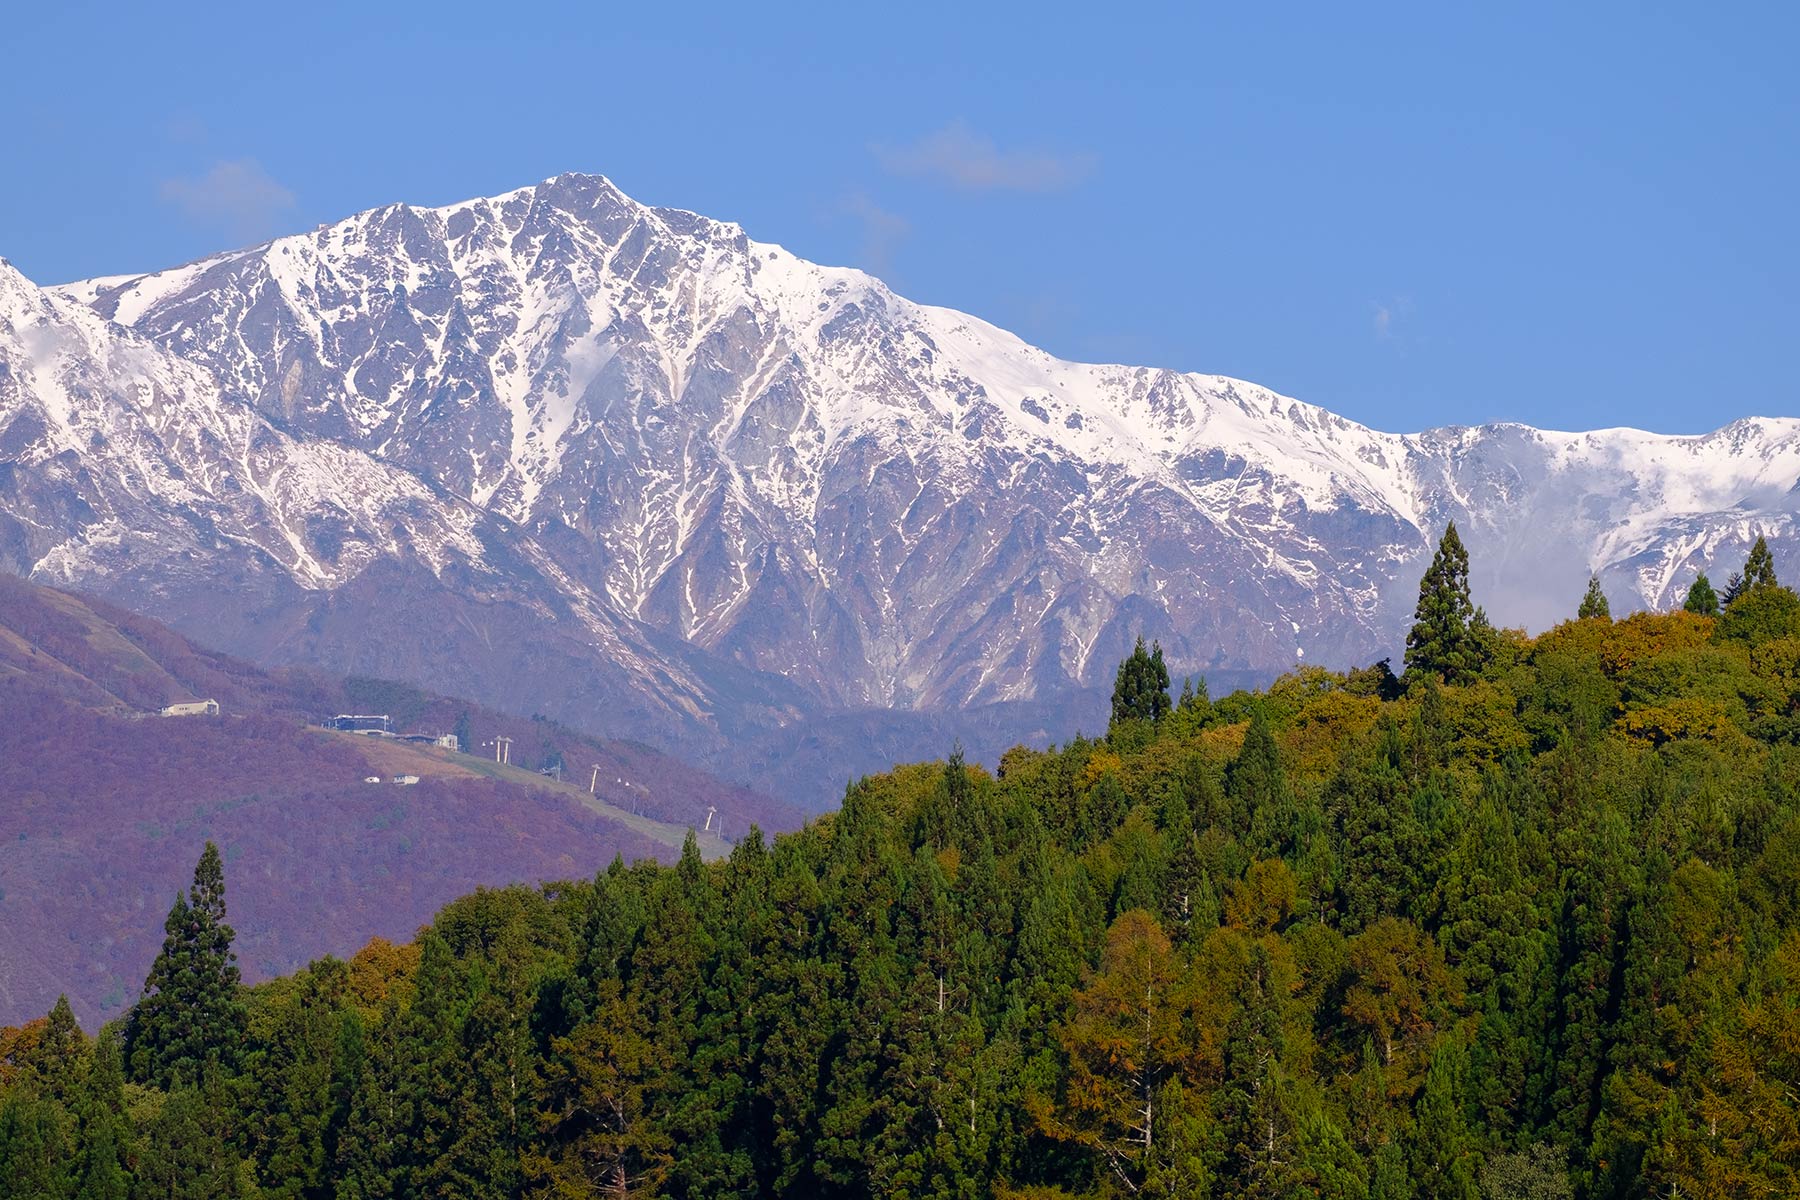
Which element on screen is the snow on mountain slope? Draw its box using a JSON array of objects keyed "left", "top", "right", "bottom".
[
  {"left": 12, "top": 173, "right": 1800, "bottom": 778},
  {"left": 0, "top": 254, "right": 808, "bottom": 749}
]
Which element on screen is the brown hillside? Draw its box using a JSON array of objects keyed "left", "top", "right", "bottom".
[{"left": 0, "top": 574, "right": 799, "bottom": 1028}]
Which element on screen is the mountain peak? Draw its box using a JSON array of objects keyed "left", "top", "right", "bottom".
[
  {"left": 0, "top": 255, "right": 50, "bottom": 322},
  {"left": 5, "top": 176, "right": 1796, "bottom": 794}
]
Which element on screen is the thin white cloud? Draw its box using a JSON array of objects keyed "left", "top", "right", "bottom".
[
  {"left": 159, "top": 159, "right": 297, "bottom": 243},
  {"left": 875, "top": 120, "right": 1096, "bottom": 193},
  {"left": 843, "top": 193, "right": 910, "bottom": 276},
  {"left": 1373, "top": 296, "right": 1412, "bottom": 341}
]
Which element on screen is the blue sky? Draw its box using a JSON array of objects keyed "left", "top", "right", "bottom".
[{"left": 7, "top": 2, "right": 1794, "bottom": 434}]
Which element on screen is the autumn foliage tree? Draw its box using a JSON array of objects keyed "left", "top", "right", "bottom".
[{"left": 1043, "top": 910, "right": 1193, "bottom": 1191}]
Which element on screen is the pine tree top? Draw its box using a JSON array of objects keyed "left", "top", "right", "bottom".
[
  {"left": 1577, "top": 576, "right": 1611, "bottom": 621},
  {"left": 1744, "top": 536, "right": 1778, "bottom": 591},
  {"left": 1110, "top": 635, "right": 1172, "bottom": 730},
  {"left": 1405, "top": 522, "right": 1480, "bottom": 684},
  {"left": 1683, "top": 573, "right": 1719, "bottom": 617}
]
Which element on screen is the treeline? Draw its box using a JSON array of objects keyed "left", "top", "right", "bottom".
[{"left": 4, "top": 529, "right": 1800, "bottom": 1198}]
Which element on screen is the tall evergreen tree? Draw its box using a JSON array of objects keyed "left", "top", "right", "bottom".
[
  {"left": 74, "top": 1031, "right": 130, "bottom": 1200},
  {"left": 1327, "top": 739, "right": 1420, "bottom": 934},
  {"left": 131, "top": 1068, "right": 254, "bottom": 1200},
  {"left": 1405, "top": 523, "right": 1479, "bottom": 684},
  {"left": 0, "top": 1090, "right": 75, "bottom": 1200},
  {"left": 1409, "top": 1036, "right": 1481, "bottom": 1200},
  {"left": 336, "top": 997, "right": 411, "bottom": 1200},
  {"left": 1539, "top": 802, "right": 1633, "bottom": 1182},
  {"left": 1577, "top": 575, "right": 1611, "bottom": 621},
  {"left": 126, "top": 841, "right": 247, "bottom": 1087},
  {"left": 250, "top": 958, "right": 360, "bottom": 1200},
  {"left": 1742, "top": 535, "right": 1779, "bottom": 591},
  {"left": 1683, "top": 573, "right": 1720, "bottom": 617},
  {"left": 27, "top": 995, "right": 86, "bottom": 1106},
  {"left": 1111, "top": 635, "right": 1172, "bottom": 729},
  {"left": 1219, "top": 940, "right": 1298, "bottom": 1199},
  {"left": 1233, "top": 712, "right": 1296, "bottom": 859}
]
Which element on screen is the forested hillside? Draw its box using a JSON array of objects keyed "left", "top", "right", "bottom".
[{"left": 4, "top": 531, "right": 1800, "bottom": 1198}]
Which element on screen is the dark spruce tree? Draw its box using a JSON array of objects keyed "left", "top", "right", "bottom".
[
  {"left": 125, "top": 841, "right": 247, "bottom": 1088},
  {"left": 1718, "top": 538, "right": 1776, "bottom": 608},
  {"left": 1405, "top": 522, "right": 1479, "bottom": 684},
  {"left": 1110, "top": 634, "right": 1171, "bottom": 730},
  {"left": 1683, "top": 573, "right": 1720, "bottom": 617},
  {"left": 1720, "top": 571, "right": 1745, "bottom": 607},
  {"left": 1577, "top": 575, "right": 1611, "bottom": 621}
]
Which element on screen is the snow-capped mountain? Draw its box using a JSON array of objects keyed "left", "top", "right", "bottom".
[
  {"left": 0, "top": 251, "right": 805, "bottom": 747},
  {"left": 6, "top": 173, "right": 1798, "bottom": 793}
]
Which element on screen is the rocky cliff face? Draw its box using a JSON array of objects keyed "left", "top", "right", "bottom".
[
  {"left": 0, "top": 247, "right": 806, "bottom": 755},
  {"left": 5, "top": 173, "right": 1797, "bottom": 798}
]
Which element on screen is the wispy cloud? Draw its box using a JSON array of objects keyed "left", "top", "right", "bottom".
[
  {"left": 1373, "top": 296, "right": 1413, "bottom": 341},
  {"left": 159, "top": 159, "right": 296, "bottom": 243},
  {"left": 843, "top": 193, "right": 910, "bottom": 276},
  {"left": 875, "top": 120, "right": 1096, "bottom": 193}
]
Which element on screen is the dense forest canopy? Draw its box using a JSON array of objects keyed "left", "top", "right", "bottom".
[{"left": 5, "top": 533, "right": 1800, "bottom": 1198}]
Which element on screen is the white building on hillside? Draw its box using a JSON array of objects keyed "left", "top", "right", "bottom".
[{"left": 160, "top": 699, "right": 220, "bottom": 717}]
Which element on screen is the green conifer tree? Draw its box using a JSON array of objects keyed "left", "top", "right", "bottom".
[
  {"left": 1143, "top": 1078, "right": 1215, "bottom": 1198},
  {"left": 1233, "top": 711, "right": 1296, "bottom": 859},
  {"left": 1720, "top": 570, "right": 1745, "bottom": 607},
  {"left": 1410, "top": 1037, "right": 1481, "bottom": 1200},
  {"left": 125, "top": 842, "right": 247, "bottom": 1087},
  {"left": 1577, "top": 575, "right": 1611, "bottom": 621},
  {"left": 1683, "top": 573, "right": 1720, "bottom": 617},
  {"left": 27, "top": 995, "right": 86, "bottom": 1106},
  {"left": 1111, "top": 635, "right": 1172, "bottom": 730},
  {"left": 131, "top": 1070, "right": 254, "bottom": 1200},
  {"left": 1369, "top": 1140, "right": 1414, "bottom": 1200},
  {"left": 1219, "top": 940, "right": 1297, "bottom": 1198},
  {"left": 74, "top": 1030, "right": 130, "bottom": 1200},
  {"left": 1405, "top": 523, "right": 1479, "bottom": 684},
  {"left": 663, "top": 828, "right": 772, "bottom": 1198},
  {"left": 251, "top": 958, "right": 359, "bottom": 1200},
  {"left": 1288, "top": 1096, "right": 1369, "bottom": 1200},
  {"left": 336, "top": 997, "right": 411, "bottom": 1200},
  {"left": 1539, "top": 802, "right": 1633, "bottom": 1182},
  {"left": 1717, "top": 540, "right": 1800, "bottom": 646},
  {"left": 1743, "top": 535, "right": 1778, "bottom": 591},
  {"left": 1327, "top": 743, "right": 1419, "bottom": 934},
  {"left": 0, "top": 1092, "right": 75, "bottom": 1200}
]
